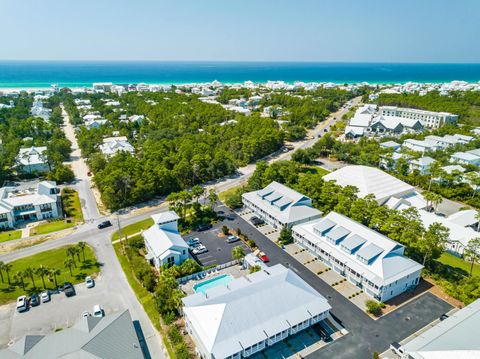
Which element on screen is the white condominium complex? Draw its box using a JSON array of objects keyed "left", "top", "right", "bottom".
[
  {"left": 292, "top": 211, "right": 423, "bottom": 302},
  {"left": 379, "top": 106, "right": 458, "bottom": 129}
]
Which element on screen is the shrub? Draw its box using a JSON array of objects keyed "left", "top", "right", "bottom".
[
  {"left": 247, "top": 239, "right": 256, "bottom": 248},
  {"left": 222, "top": 225, "right": 230, "bottom": 235},
  {"left": 365, "top": 299, "right": 383, "bottom": 316},
  {"left": 236, "top": 228, "right": 242, "bottom": 236}
]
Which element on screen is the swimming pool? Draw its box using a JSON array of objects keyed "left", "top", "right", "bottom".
[{"left": 193, "top": 274, "right": 234, "bottom": 294}]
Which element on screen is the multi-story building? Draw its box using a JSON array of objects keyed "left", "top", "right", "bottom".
[
  {"left": 379, "top": 106, "right": 458, "bottom": 129},
  {"left": 292, "top": 212, "right": 423, "bottom": 302},
  {"left": 0, "top": 181, "right": 62, "bottom": 229},
  {"left": 242, "top": 181, "right": 323, "bottom": 229},
  {"left": 16, "top": 146, "right": 50, "bottom": 173},
  {"left": 182, "top": 264, "right": 331, "bottom": 359}
]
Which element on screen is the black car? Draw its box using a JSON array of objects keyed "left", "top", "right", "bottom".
[
  {"left": 29, "top": 294, "right": 40, "bottom": 307},
  {"left": 194, "top": 223, "right": 212, "bottom": 231},
  {"left": 97, "top": 220, "right": 112, "bottom": 229},
  {"left": 62, "top": 282, "right": 76, "bottom": 297},
  {"left": 440, "top": 313, "right": 449, "bottom": 321},
  {"left": 250, "top": 216, "right": 264, "bottom": 226}
]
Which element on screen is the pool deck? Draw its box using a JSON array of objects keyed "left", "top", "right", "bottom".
[{"left": 180, "top": 265, "right": 248, "bottom": 295}]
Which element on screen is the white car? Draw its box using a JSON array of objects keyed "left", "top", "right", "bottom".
[
  {"left": 92, "top": 305, "right": 104, "bottom": 318},
  {"left": 40, "top": 291, "right": 50, "bottom": 303},
  {"left": 192, "top": 244, "right": 208, "bottom": 255},
  {"left": 16, "top": 296, "right": 28, "bottom": 313},
  {"left": 85, "top": 276, "right": 94, "bottom": 288},
  {"left": 82, "top": 311, "right": 90, "bottom": 318}
]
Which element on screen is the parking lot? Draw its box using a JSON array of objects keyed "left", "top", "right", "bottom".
[
  {"left": 0, "top": 275, "right": 127, "bottom": 348},
  {"left": 184, "top": 219, "right": 251, "bottom": 267}
]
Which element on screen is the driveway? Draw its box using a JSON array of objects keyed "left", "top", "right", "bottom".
[{"left": 221, "top": 204, "right": 453, "bottom": 359}]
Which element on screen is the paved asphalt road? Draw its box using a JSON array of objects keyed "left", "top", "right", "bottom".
[{"left": 217, "top": 204, "right": 453, "bottom": 359}]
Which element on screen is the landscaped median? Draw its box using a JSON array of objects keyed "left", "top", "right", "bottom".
[{"left": 0, "top": 243, "right": 99, "bottom": 305}]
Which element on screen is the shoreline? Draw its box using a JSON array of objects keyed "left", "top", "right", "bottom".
[{"left": 0, "top": 78, "right": 479, "bottom": 92}]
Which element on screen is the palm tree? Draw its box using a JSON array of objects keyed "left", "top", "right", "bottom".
[
  {"left": 465, "top": 238, "right": 480, "bottom": 276},
  {"left": 64, "top": 259, "right": 75, "bottom": 276},
  {"left": 0, "top": 261, "right": 5, "bottom": 283},
  {"left": 50, "top": 268, "right": 61, "bottom": 288},
  {"left": 24, "top": 267, "right": 36, "bottom": 288},
  {"left": 207, "top": 188, "right": 219, "bottom": 210},
  {"left": 3, "top": 263, "right": 12, "bottom": 285},
  {"left": 77, "top": 242, "right": 86, "bottom": 261},
  {"left": 35, "top": 265, "right": 49, "bottom": 289},
  {"left": 73, "top": 247, "right": 81, "bottom": 262},
  {"left": 423, "top": 191, "right": 442, "bottom": 212},
  {"left": 13, "top": 272, "right": 25, "bottom": 290},
  {"left": 191, "top": 185, "right": 205, "bottom": 205},
  {"left": 66, "top": 247, "right": 77, "bottom": 267}
]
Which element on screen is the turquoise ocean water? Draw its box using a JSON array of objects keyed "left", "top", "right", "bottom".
[{"left": 0, "top": 61, "right": 479, "bottom": 88}]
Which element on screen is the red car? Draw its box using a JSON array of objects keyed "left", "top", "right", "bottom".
[{"left": 259, "top": 252, "right": 269, "bottom": 263}]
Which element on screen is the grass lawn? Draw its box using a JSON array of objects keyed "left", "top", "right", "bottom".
[
  {"left": 113, "top": 243, "right": 175, "bottom": 358},
  {"left": 437, "top": 252, "right": 480, "bottom": 277},
  {"left": 30, "top": 220, "right": 75, "bottom": 236},
  {"left": 62, "top": 188, "right": 84, "bottom": 222},
  {"left": 0, "top": 230, "right": 22, "bottom": 243},
  {"left": 111, "top": 217, "right": 154, "bottom": 241},
  {"left": 0, "top": 244, "right": 100, "bottom": 305}
]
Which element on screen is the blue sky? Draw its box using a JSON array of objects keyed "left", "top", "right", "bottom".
[{"left": 1, "top": 0, "right": 479, "bottom": 62}]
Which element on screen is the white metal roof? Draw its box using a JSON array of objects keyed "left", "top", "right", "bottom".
[
  {"left": 182, "top": 264, "right": 330, "bottom": 359},
  {"left": 142, "top": 220, "right": 188, "bottom": 260},
  {"left": 293, "top": 212, "right": 423, "bottom": 286},
  {"left": 323, "top": 165, "right": 415, "bottom": 204},
  {"left": 448, "top": 210, "right": 478, "bottom": 228},
  {"left": 242, "top": 181, "right": 322, "bottom": 225},
  {"left": 403, "top": 299, "right": 480, "bottom": 359}
]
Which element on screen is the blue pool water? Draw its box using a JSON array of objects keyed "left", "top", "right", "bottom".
[
  {"left": 0, "top": 61, "right": 480, "bottom": 88},
  {"left": 193, "top": 274, "right": 234, "bottom": 294}
]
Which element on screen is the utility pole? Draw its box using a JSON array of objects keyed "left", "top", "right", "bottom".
[{"left": 116, "top": 214, "right": 124, "bottom": 247}]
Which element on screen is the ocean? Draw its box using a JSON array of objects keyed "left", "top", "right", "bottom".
[{"left": 0, "top": 61, "right": 479, "bottom": 88}]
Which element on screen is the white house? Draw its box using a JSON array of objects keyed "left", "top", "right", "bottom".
[
  {"left": 324, "top": 165, "right": 426, "bottom": 210},
  {"left": 0, "top": 181, "right": 62, "bottom": 229},
  {"left": 402, "top": 139, "right": 440, "bottom": 153},
  {"left": 292, "top": 212, "right": 423, "bottom": 302},
  {"left": 450, "top": 151, "right": 480, "bottom": 166},
  {"left": 99, "top": 137, "right": 134, "bottom": 157},
  {"left": 143, "top": 211, "right": 189, "bottom": 268},
  {"left": 418, "top": 209, "right": 478, "bottom": 256},
  {"left": 448, "top": 209, "right": 479, "bottom": 231},
  {"left": 380, "top": 141, "right": 401, "bottom": 151},
  {"left": 242, "top": 181, "right": 323, "bottom": 229},
  {"left": 85, "top": 118, "right": 107, "bottom": 129},
  {"left": 409, "top": 156, "right": 436, "bottom": 175},
  {"left": 31, "top": 101, "right": 51, "bottom": 121},
  {"left": 16, "top": 146, "right": 50, "bottom": 173},
  {"left": 379, "top": 106, "right": 458, "bottom": 129},
  {"left": 182, "top": 264, "right": 331, "bottom": 359},
  {"left": 400, "top": 299, "right": 480, "bottom": 359}
]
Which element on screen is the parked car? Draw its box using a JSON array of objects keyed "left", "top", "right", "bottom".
[
  {"left": 194, "top": 223, "right": 212, "bottom": 231},
  {"left": 40, "top": 291, "right": 50, "bottom": 303},
  {"left": 16, "top": 296, "right": 28, "bottom": 313},
  {"left": 226, "top": 235, "right": 240, "bottom": 243},
  {"left": 440, "top": 313, "right": 449, "bottom": 321},
  {"left": 250, "top": 216, "right": 264, "bottom": 226},
  {"left": 92, "top": 305, "right": 104, "bottom": 318},
  {"left": 97, "top": 220, "right": 112, "bottom": 229},
  {"left": 62, "top": 282, "right": 76, "bottom": 297},
  {"left": 85, "top": 276, "right": 95, "bottom": 288},
  {"left": 187, "top": 238, "right": 201, "bottom": 248},
  {"left": 29, "top": 294, "right": 40, "bottom": 307},
  {"left": 82, "top": 311, "right": 91, "bottom": 318},
  {"left": 259, "top": 252, "right": 269, "bottom": 263},
  {"left": 192, "top": 244, "right": 208, "bottom": 255}
]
